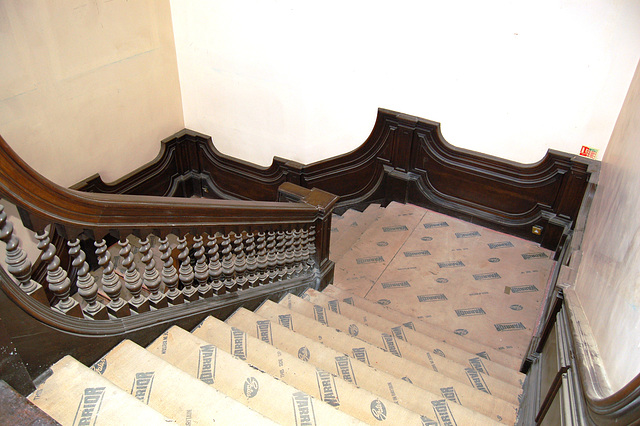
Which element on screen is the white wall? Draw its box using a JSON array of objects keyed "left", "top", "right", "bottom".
[
  {"left": 170, "top": 0, "right": 640, "bottom": 167},
  {"left": 574, "top": 59, "right": 640, "bottom": 393},
  {"left": 0, "top": 0, "right": 184, "bottom": 187}
]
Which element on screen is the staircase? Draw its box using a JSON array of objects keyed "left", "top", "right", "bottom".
[{"left": 20, "top": 202, "right": 556, "bottom": 425}]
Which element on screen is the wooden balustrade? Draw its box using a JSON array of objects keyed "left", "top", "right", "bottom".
[{"left": 0, "top": 134, "right": 337, "bottom": 380}]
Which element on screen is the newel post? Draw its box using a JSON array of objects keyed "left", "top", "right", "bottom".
[{"left": 278, "top": 182, "right": 338, "bottom": 290}]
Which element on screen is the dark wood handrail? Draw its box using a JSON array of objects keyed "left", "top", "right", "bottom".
[
  {"left": 564, "top": 288, "right": 640, "bottom": 424},
  {"left": 0, "top": 135, "right": 335, "bottom": 241}
]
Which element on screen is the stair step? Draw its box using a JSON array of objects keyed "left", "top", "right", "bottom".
[
  {"left": 254, "top": 299, "right": 519, "bottom": 424},
  {"left": 27, "top": 356, "right": 168, "bottom": 425},
  {"left": 192, "top": 315, "right": 431, "bottom": 425},
  {"left": 226, "top": 307, "right": 502, "bottom": 425},
  {"left": 323, "top": 284, "right": 523, "bottom": 370},
  {"left": 285, "top": 292, "right": 524, "bottom": 401},
  {"left": 146, "top": 325, "right": 363, "bottom": 425},
  {"left": 306, "top": 288, "right": 525, "bottom": 387},
  {"left": 91, "top": 339, "right": 275, "bottom": 425},
  {"left": 331, "top": 204, "right": 384, "bottom": 262},
  {"left": 333, "top": 202, "right": 428, "bottom": 296}
]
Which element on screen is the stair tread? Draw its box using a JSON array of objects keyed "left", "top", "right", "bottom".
[
  {"left": 254, "top": 299, "right": 519, "bottom": 424},
  {"left": 290, "top": 291, "right": 525, "bottom": 396},
  {"left": 307, "top": 288, "right": 525, "bottom": 386},
  {"left": 146, "top": 325, "right": 364, "bottom": 426},
  {"left": 92, "top": 339, "right": 275, "bottom": 425},
  {"left": 27, "top": 356, "right": 168, "bottom": 425},
  {"left": 193, "top": 315, "right": 433, "bottom": 425},
  {"left": 323, "top": 284, "right": 523, "bottom": 370},
  {"left": 331, "top": 205, "right": 384, "bottom": 263},
  {"left": 226, "top": 307, "right": 503, "bottom": 425}
]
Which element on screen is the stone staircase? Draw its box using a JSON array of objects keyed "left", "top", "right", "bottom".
[{"left": 23, "top": 202, "right": 557, "bottom": 425}]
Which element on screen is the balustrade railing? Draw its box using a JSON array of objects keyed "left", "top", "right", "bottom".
[{"left": 0, "top": 134, "right": 338, "bottom": 325}]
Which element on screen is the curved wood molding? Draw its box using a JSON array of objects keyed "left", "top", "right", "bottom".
[
  {"left": 0, "top": 135, "right": 328, "bottom": 241},
  {"left": 564, "top": 288, "right": 640, "bottom": 424},
  {"left": 74, "top": 109, "right": 598, "bottom": 251}
]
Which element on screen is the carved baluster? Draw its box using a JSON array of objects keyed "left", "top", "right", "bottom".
[
  {"left": 67, "top": 239, "right": 108, "bottom": 319},
  {"left": 284, "top": 230, "right": 295, "bottom": 279},
  {"left": 307, "top": 226, "right": 317, "bottom": 270},
  {"left": 300, "top": 228, "right": 311, "bottom": 273},
  {"left": 140, "top": 237, "right": 168, "bottom": 309},
  {"left": 0, "top": 205, "right": 47, "bottom": 304},
  {"left": 255, "top": 232, "right": 268, "bottom": 286},
  {"left": 207, "top": 233, "right": 224, "bottom": 294},
  {"left": 36, "top": 230, "right": 82, "bottom": 317},
  {"left": 233, "top": 232, "right": 248, "bottom": 290},
  {"left": 292, "top": 229, "right": 304, "bottom": 276},
  {"left": 266, "top": 231, "right": 278, "bottom": 283},
  {"left": 159, "top": 237, "right": 183, "bottom": 305},
  {"left": 177, "top": 236, "right": 198, "bottom": 301},
  {"left": 244, "top": 232, "right": 258, "bottom": 287},
  {"left": 275, "top": 231, "right": 286, "bottom": 281},
  {"left": 220, "top": 234, "right": 235, "bottom": 293},
  {"left": 118, "top": 238, "right": 150, "bottom": 313},
  {"left": 95, "top": 239, "right": 130, "bottom": 317},
  {"left": 192, "top": 235, "right": 213, "bottom": 298}
]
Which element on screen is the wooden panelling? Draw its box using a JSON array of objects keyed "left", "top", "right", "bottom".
[{"left": 74, "top": 109, "right": 599, "bottom": 251}]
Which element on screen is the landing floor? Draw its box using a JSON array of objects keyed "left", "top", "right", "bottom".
[{"left": 331, "top": 202, "right": 555, "bottom": 360}]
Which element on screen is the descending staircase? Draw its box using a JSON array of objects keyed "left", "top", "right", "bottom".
[{"left": 22, "top": 202, "right": 557, "bottom": 425}]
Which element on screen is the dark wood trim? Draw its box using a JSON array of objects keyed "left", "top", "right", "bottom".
[
  {"left": 74, "top": 109, "right": 599, "bottom": 251},
  {"left": 0, "top": 265, "right": 327, "bottom": 381}
]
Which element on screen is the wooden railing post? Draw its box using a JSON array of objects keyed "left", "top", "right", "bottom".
[{"left": 278, "top": 183, "right": 338, "bottom": 290}]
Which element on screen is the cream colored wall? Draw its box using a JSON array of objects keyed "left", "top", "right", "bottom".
[
  {"left": 0, "top": 0, "right": 184, "bottom": 187},
  {"left": 574, "top": 59, "right": 640, "bottom": 393},
  {"left": 170, "top": 0, "right": 640, "bottom": 167}
]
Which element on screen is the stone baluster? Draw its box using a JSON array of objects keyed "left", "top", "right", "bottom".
[
  {"left": 95, "top": 239, "right": 130, "bottom": 317},
  {"left": 220, "top": 233, "right": 236, "bottom": 293},
  {"left": 140, "top": 237, "right": 168, "bottom": 309},
  {"left": 275, "top": 231, "right": 286, "bottom": 281},
  {"left": 244, "top": 232, "right": 258, "bottom": 287},
  {"left": 159, "top": 237, "right": 183, "bottom": 305},
  {"left": 266, "top": 231, "right": 278, "bottom": 283},
  {"left": 118, "top": 238, "right": 150, "bottom": 313},
  {"left": 232, "top": 232, "right": 248, "bottom": 290},
  {"left": 207, "top": 233, "right": 224, "bottom": 294},
  {"left": 177, "top": 236, "right": 198, "bottom": 301},
  {"left": 255, "top": 232, "right": 268, "bottom": 286},
  {"left": 0, "top": 205, "right": 47, "bottom": 304},
  {"left": 284, "top": 230, "right": 295, "bottom": 279},
  {"left": 36, "top": 230, "right": 82, "bottom": 317},
  {"left": 68, "top": 239, "right": 108, "bottom": 320},
  {"left": 292, "top": 229, "right": 304, "bottom": 277},
  {"left": 193, "top": 235, "right": 213, "bottom": 298}
]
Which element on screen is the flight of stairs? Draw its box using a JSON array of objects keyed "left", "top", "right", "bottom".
[{"left": 23, "top": 202, "right": 556, "bottom": 425}]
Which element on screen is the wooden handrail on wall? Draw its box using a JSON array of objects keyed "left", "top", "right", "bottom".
[{"left": 0, "top": 134, "right": 338, "bottom": 387}]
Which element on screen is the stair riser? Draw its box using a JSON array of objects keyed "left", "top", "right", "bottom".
[
  {"left": 193, "top": 315, "right": 433, "bottom": 426},
  {"left": 323, "top": 285, "right": 522, "bottom": 370},
  {"left": 146, "top": 326, "right": 362, "bottom": 426},
  {"left": 283, "top": 293, "right": 522, "bottom": 404},
  {"left": 28, "top": 356, "right": 168, "bottom": 425},
  {"left": 255, "top": 300, "right": 519, "bottom": 424},
  {"left": 226, "top": 307, "right": 502, "bottom": 426},
  {"left": 305, "top": 288, "right": 525, "bottom": 388},
  {"left": 92, "top": 340, "right": 274, "bottom": 425}
]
